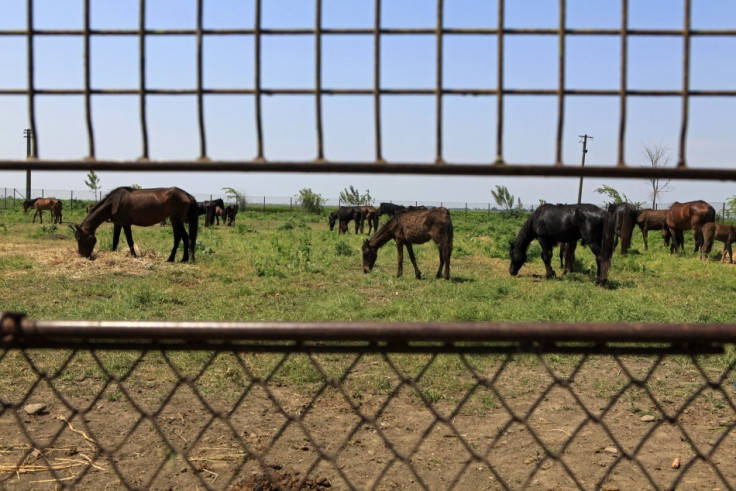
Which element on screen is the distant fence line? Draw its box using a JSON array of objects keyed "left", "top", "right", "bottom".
[{"left": 1, "top": 188, "right": 734, "bottom": 219}]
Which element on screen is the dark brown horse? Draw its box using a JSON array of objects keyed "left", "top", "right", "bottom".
[
  {"left": 329, "top": 206, "right": 362, "bottom": 234},
  {"left": 700, "top": 222, "right": 736, "bottom": 263},
  {"left": 665, "top": 200, "right": 716, "bottom": 253},
  {"left": 28, "top": 198, "right": 62, "bottom": 224},
  {"left": 636, "top": 209, "right": 669, "bottom": 250},
  {"left": 223, "top": 204, "right": 239, "bottom": 226},
  {"left": 362, "top": 207, "right": 453, "bottom": 280},
  {"left": 360, "top": 206, "right": 379, "bottom": 234},
  {"left": 608, "top": 203, "right": 638, "bottom": 255},
  {"left": 74, "top": 187, "right": 198, "bottom": 262}
]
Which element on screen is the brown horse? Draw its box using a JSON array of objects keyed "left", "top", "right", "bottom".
[
  {"left": 28, "top": 198, "right": 62, "bottom": 224},
  {"left": 223, "top": 204, "right": 239, "bottom": 226},
  {"left": 700, "top": 222, "right": 736, "bottom": 263},
  {"left": 74, "top": 187, "right": 198, "bottom": 262},
  {"left": 360, "top": 206, "right": 379, "bottom": 234},
  {"left": 362, "top": 207, "right": 453, "bottom": 280},
  {"left": 636, "top": 209, "right": 669, "bottom": 250},
  {"left": 665, "top": 200, "right": 716, "bottom": 253},
  {"left": 608, "top": 203, "right": 638, "bottom": 255}
]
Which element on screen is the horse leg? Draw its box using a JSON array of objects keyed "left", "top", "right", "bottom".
[
  {"left": 395, "top": 242, "right": 404, "bottom": 277},
  {"left": 172, "top": 223, "right": 189, "bottom": 262},
  {"left": 539, "top": 240, "right": 555, "bottom": 279},
  {"left": 405, "top": 243, "right": 421, "bottom": 279},
  {"left": 123, "top": 226, "right": 136, "bottom": 256},
  {"left": 112, "top": 225, "right": 122, "bottom": 251},
  {"left": 642, "top": 226, "right": 649, "bottom": 250},
  {"left": 436, "top": 242, "right": 451, "bottom": 280}
]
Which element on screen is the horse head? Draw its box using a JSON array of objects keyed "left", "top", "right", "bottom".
[
  {"left": 508, "top": 240, "right": 526, "bottom": 276},
  {"left": 74, "top": 225, "right": 97, "bottom": 259},
  {"left": 362, "top": 239, "right": 377, "bottom": 273}
]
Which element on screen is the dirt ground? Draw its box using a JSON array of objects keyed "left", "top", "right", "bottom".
[{"left": 1, "top": 351, "right": 734, "bottom": 490}]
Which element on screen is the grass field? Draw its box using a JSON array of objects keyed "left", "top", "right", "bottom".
[
  {"left": 1, "top": 205, "right": 736, "bottom": 489},
  {"left": 2, "top": 204, "right": 736, "bottom": 324}
]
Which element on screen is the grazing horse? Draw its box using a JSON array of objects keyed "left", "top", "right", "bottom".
[
  {"left": 74, "top": 186, "right": 198, "bottom": 263},
  {"left": 636, "top": 209, "right": 669, "bottom": 250},
  {"left": 29, "top": 198, "right": 62, "bottom": 224},
  {"left": 700, "top": 222, "right": 736, "bottom": 263},
  {"left": 509, "top": 204, "right": 616, "bottom": 286},
  {"left": 329, "top": 206, "right": 363, "bottom": 234},
  {"left": 223, "top": 204, "right": 239, "bottom": 226},
  {"left": 362, "top": 207, "right": 453, "bottom": 280},
  {"left": 22, "top": 198, "right": 38, "bottom": 212},
  {"left": 360, "top": 206, "right": 379, "bottom": 234},
  {"left": 199, "top": 198, "right": 225, "bottom": 227},
  {"left": 378, "top": 202, "right": 406, "bottom": 218},
  {"left": 608, "top": 203, "right": 638, "bottom": 255},
  {"left": 665, "top": 200, "right": 716, "bottom": 253}
]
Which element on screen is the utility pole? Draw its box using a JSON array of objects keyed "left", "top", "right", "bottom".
[
  {"left": 576, "top": 134, "right": 593, "bottom": 204},
  {"left": 23, "top": 129, "right": 34, "bottom": 200}
]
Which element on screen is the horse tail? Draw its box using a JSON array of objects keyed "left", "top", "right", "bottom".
[
  {"left": 706, "top": 205, "right": 716, "bottom": 224},
  {"left": 620, "top": 209, "right": 635, "bottom": 254},
  {"left": 188, "top": 197, "right": 199, "bottom": 262},
  {"left": 597, "top": 211, "right": 616, "bottom": 285}
]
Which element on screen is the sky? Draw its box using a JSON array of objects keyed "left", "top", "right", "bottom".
[{"left": 1, "top": 0, "right": 736, "bottom": 207}]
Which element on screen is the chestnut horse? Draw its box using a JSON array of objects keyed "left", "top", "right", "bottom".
[
  {"left": 700, "top": 222, "right": 736, "bottom": 263},
  {"left": 665, "top": 200, "right": 716, "bottom": 253},
  {"left": 26, "top": 198, "right": 62, "bottom": 224},
  {"left": 636, "top": 209, "right": 669, "bottom": 250},
  {"left": 74, "top": 187, "right": 198, "bottom": 262},
  {"left": 509, "top": 204, "right": 616, "bottom": 287},
  {"left": 362, "top": 207, "right": 453, "bottom": 280}
]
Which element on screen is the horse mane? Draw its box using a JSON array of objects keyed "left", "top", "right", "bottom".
[
  {"left": 510, "top": 209, "right": 538, "bottom": 252},
  {"left": 86, "top": 187, "right": 132, "bottom": 215}
]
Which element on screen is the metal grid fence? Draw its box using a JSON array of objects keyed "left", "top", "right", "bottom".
[{"left": 2, "top": 0, "right": 736, "bottom": 489}]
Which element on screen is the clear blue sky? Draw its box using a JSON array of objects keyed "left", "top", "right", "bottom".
[{"left": 1, "top": 0, "right": 735, "bottom": 206}]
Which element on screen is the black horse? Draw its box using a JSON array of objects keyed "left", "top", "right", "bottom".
[
  {"left": 329, "top": 206, "right": 363, "bottom": 234},
  {"left": 378, "top": 202, "right": 407, "bottom": 218},
  {"left": 223, "top": 204, "right": 239, "bottom": 226},
  {"left": 607, "top": 203, "right": 639, "bottom": 255},
  {"left": 198, "top": 198, "right": 225, "bottom": 227},
  {"left": 509, "top": 204, "right": 616, "bottom": 286}
]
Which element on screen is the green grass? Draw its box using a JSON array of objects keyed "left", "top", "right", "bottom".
[{"left": 1, "top": 205, "right": 735, "bottom": 407}]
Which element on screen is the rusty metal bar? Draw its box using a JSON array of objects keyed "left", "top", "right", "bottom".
[
  {"left": 138, "top": 0, "right": 149, "bottom": 160},
  {"left": 3, "top": 314, "right": 736, "bottom": 344},
  {"left": 495, "top": 0, "right": 504, "bottom": 164},
  {"left": 315, "top": 0, "right": 324, "bottom": 161},
  {"left": 2, "top": 159, "right": 736, "bottom": 179},
  {"left": 435, "top": 0, "right": 444, "bottom": 164},
  {"left": 26, "top": 0, "right": 37, "bottom": 158},
  {"left": 678, "top": 0, "right": 691, "bottom": 168},
  {"left": 555, "top": 0, "right": 565, "bottom": 166},
  {"left": 83, "top": 0, "right": 95, "bottom": 159},
  {"left": 254, "top": 0, "right": 264, "bottom": 160},
  {"left": 617, "top": 0, "right": 628, "bottom": 166},
  {"left": 374, "top": 0, "right": 383, "bottom": 163},
  {"left": 196, "top": 0, "right": 207, "bottom": 161},
  {"left": 4, "top": 27, "right": 736, "bottom": 37}
]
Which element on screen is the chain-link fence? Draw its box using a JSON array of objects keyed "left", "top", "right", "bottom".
[{"left": 2, "top": 0, "right": 736, "bottom": 489}]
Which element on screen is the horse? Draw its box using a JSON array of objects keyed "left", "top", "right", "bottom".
[
  {"left": 378, "top": 202, "right": 406, "bottom": 218},
  {"left": 74, "top": 186, "right": 199, "bottom": 263},
  {"left": 362, "top": 207, "right": 453, "bottom": 280},
  {"left": 509, "top": 204, "right": 616, "bottom": 286},
  {"left": 22, "top": 198, "right": 38, "bottom": 212},
  {"left": 223, "top": 204, "right": 239, "bottom": 226},
  {"left": 329, "top": 206, "right": 362, "bottom": 234},
  {"left": 29, "top": 198, "right": 62, "bottom": 224},
  {"left": 360, "top": 206, "right": 379, "bottom": 234},
  {"left": 636, "top": 209, "right": 669, "bottom": 250},
  {"left": 665, "top": 200, "right": 716, "bottom": 253},
  {"left": 700, "top": 222, "right": 736, "bottom": 263},
  {"left": 608, "top": 203, "right": 638, "bottom": 255},
  {"left": 199, "top": 198, "right": 225, "bottom": 227}
]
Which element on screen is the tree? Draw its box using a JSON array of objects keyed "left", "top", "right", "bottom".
[
  {"left": 727, "top": 195, "right": 736, "bottom": 219},
  {"left": 84, "top": 170, "right": 101, "bottom": 201},
  {"left": 130, "top": 184, "right": 142, "bottom": 189},
  {"left": 642, "top": 143, "right": 673, "bottom": 209},
  {"left": 339, "top": 185, "right": 373, "bottom": 206},
  {"left": 222, "top": 187, "right": 247, "bottom": 208},
  {"left": 491, "top": 185, "right": 523, "bottom": 216},
  {"left": 594, "top": 185, "right": 643, "bottom": 207},
  {"left": 296, "top": 188, "right": 325, "bottom": 214}
]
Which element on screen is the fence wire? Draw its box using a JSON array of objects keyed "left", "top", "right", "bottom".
[{"left": 2, "top": 0, "right": 736, "bottom": 489}]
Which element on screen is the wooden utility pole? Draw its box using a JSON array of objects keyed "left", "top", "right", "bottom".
[
  {"left": 24, "top": 129, "right": 33, "bottom": 200},
  {"left": 576, "top": 134, "right": 593, "bottom": 204}
]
